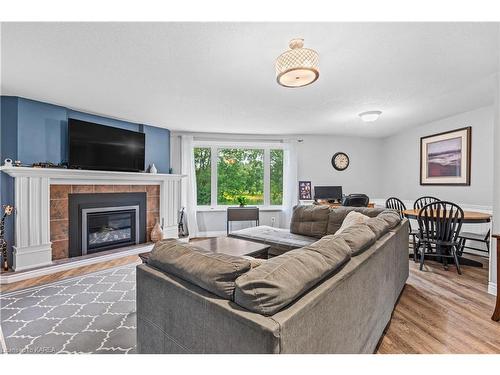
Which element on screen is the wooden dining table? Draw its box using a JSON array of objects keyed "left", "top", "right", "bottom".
[{"left": 402, "top": 209, "right": 492, "bottom": 268}]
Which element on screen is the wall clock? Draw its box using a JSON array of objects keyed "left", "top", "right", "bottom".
[{"left": 332, "top": 152, "right": 349, "bottom": 171}]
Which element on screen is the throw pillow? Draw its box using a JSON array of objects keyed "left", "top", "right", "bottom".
[{"left": 335, "top": 211, "right": 370, "bottom": 235}]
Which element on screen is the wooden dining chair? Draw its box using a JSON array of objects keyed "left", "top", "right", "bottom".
[
  {"left": 385, "top": 197, "right": 418, "bottom": 260},
  {"left": 416, "top": 201, "right": 464, "bottom": 274},
  {"left": 414, "top": 196, "right": 440, "bottom": 210}
]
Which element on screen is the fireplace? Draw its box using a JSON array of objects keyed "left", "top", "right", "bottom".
[{"left": 69, "top": 192, "right": 147, "bottom": 257}]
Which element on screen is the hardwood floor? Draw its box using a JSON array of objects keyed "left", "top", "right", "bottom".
[
  {"left": 377, "top": 255, "right": 500, "bottom": 354},
  {"left": 0, "top": 255, "right": 140, "bottom": 293},
  {"left": 2, "top": 248, "right": 499, "bottom": 353}
]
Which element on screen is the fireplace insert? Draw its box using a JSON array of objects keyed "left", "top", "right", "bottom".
[
  {"left": 82, "top": 206, "right": 139, "bottom": 255},
  {"left": 68, "top": 192, "right": 147, "bottom": 257}
]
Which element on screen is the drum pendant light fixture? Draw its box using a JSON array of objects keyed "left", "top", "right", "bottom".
[{"left": 275, "top": 38, "right": 319, "bottom": 88}]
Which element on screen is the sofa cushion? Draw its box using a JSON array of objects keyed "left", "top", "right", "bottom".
[
  {"left": 147, "top": 239, "right": 251, "bottom": 300},
  {"left": 334, "top": 223, "right": 377, "bottom": 256},
  {"left": 234, "top": 236, "right": 351, "bottom": 316},
  {"left": 229, "top": 225, "right": 316, "bottom": 254},
  {"left": 326, "top": 207, "right": 385, "bottom": 235},
  {"left": 336, "top": 211, "right": 370, "bottom": 235},
  {"left": 377, "top": 209, "right": 402, "bottom": 229},
  {"left": 365, "top": 217, "right": 391, "bottom": 238},
  {"left": 290, "top": 205, "right": 330, "bottom": 238}
]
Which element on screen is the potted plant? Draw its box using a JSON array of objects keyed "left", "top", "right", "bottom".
[{"left": 236, "top": 196, "right": 248, "bottom": 207}]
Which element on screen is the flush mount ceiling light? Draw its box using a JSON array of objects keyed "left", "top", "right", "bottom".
[
  {"left": 358, "top": 110, "right": 382, "bottom": 122},
  {"left": 276, "top": 38, "right": 319, "bottom": 88}
]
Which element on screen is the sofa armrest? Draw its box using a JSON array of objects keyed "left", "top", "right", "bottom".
[{"left": 136, "top": 264, "right": 281, "bottom": 353}]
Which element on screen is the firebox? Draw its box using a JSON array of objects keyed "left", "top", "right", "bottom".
[{"left": 68, "top": 193, "right": 147, "bottom": 257}]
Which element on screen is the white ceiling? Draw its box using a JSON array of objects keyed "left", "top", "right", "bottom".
[{"left": 1, "top": 22, "right": 498, "bottom": 137}]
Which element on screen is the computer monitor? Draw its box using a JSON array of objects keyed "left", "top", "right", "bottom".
[{"left": 314, "top": 186, "right": 343, "bottom": 202}]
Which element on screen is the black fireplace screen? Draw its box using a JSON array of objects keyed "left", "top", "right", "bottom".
[{"left": 68, "top": 192, "right": 147, "bottom": 258}]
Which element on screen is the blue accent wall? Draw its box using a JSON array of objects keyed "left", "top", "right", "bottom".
[{"left": 0, "top": 96, "right": 171, "bottom": 267}]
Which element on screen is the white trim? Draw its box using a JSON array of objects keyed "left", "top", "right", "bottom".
[
  {"left": 0, "top": 166, "right": 185, "bottom": 182},
  {"left": 0, "top": 243, "right": 152, "bottom": 284},
  {"left": 488, "top": 282, "right": 497, "bottom": 296}
]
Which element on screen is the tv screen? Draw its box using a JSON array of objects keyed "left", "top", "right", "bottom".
[
  {"left": 314, "top": 186, "right": 343, "bottom": 200},
  {"left": 68, "top": 119, "right": 145, "bottom": 172}
]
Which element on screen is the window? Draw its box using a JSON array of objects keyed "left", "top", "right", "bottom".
[
  {"left": 193, "top": 143, "right": 284, "bottom": 208},
  {"left": 217, "top": 149, "right": 264, "bottom": 205}
]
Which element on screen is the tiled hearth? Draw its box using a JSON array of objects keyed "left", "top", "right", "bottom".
[{"left": 50, "top": 184, "right": 160, "bottom": 260}]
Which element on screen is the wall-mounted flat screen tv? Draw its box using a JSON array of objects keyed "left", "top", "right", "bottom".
[{"left": 68, "top": 118, "right": 145, "bottom": 172}]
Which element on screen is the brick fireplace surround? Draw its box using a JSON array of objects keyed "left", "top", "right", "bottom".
[{"left": 50, "top": 184, "right": 160, "bottom": 260}]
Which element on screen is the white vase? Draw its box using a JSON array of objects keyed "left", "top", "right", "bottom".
[{"left": 150, "top": 163, "right": 158, "bottom": 174}]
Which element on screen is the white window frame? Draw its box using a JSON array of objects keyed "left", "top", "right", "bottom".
[{"left": 193, "top": 140, "right": 285, "bottom": 211}]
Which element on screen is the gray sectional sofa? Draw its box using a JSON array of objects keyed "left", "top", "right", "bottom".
[{"left": 136, "top": 205, "right": 409, "bottom": 354}]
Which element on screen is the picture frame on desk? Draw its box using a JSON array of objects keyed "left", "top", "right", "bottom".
[{"left": 298, "top": 181, "right": 312, "bottom": 200}]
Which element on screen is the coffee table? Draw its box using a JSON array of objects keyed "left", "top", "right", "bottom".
[
  {"left": 139, "top": 237, "right": 270, "bottom": 263},
  {"left": 194, "top": 237, "right": 270, "bottom": 259}
]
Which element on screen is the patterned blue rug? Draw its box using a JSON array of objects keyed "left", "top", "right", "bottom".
[{"left": 0, "top": 264, "right": 137, "bottom": 354}]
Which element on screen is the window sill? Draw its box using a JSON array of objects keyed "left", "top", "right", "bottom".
[{"left": 196, "top": 206, "right": 284, "bottom": 213}]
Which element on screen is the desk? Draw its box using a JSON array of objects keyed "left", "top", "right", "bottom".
[
  {"left": 316, "top": 201, "right": 375, "bottom": 208},
  {"left": 403, "top": 209, "right": 491, "bottom": 268}
]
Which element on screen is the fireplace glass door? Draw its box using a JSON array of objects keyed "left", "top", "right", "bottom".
[{"left": 82, "top": 206, "right": 139, "bottom": 254}]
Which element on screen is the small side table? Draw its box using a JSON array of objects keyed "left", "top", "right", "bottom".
[
  {"left": 492, "top": 234, "right": 500, "bottom": 321},
  {"left": 226, "top": 207, "right": 259, "bottom": 235}
]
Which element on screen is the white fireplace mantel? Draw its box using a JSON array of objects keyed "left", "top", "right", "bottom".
[{"left": 0, "top": 166, "right": 185, "bottom": 271}]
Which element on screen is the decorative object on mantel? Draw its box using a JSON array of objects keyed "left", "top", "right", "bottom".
[
  {"left": 332, "top": 152, "right": 350, "bottom": 171},
  {"left": 150, "top": 219, "right": 164, "bottom": 243},
  {"left": 237, "top": 196, "right": 248, "bottom": 207},
  {"left": 1, "top": 204, "right": 15, "bottom": 271},
  {"left": 299, "top": 181, "right": 312, "bottom": 200},
  {"left": 420, "top": 126, "right": 471, "bottom": 186},
  {"left": 32, "top": 161, "right": 67, "bottom": 169},
  {"left": 3, "top": 158, "right": 13, "bottom": 168},
  {"left": 276, "top": 38, "right": 319, "bottom": 88},
  {"left": 149, "top": 163, "right": 158, "bottom": 174},
  {"left": 492, "top": 234, "right": 500, "bottom": 322}
]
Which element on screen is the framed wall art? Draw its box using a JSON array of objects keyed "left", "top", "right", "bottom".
[{"left": 420, "top": 126, "right": 471, "bottom": 186}]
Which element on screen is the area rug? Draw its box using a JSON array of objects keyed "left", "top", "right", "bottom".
[{"left": 0, "top": 264, "right": 137, "bottom": 354}]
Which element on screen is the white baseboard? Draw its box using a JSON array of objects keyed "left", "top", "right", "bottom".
[
  {"left": 488, "top": 282, "right": 497, "bottom": 296},
  {"left": 0, "top": 243, "right": 153, "bottom": 285}
]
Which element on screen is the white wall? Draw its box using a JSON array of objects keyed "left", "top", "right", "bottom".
[
  {"left": 297, "top": 135, "right": 384, "bottom": 199},
  {"left": 380, "top": 106, "right": 494, "bottom": 208}
]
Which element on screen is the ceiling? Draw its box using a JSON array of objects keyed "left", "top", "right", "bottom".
[{"left": 1, "top": 22, "right": 498, "bottom": 137}]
